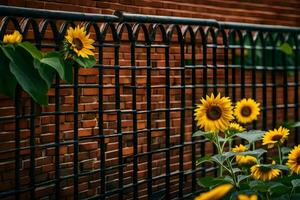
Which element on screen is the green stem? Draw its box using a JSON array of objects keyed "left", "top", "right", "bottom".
[
  {"left": 215, "top": 136, "right": 224, "bottom": 177},
  {"left": 226, "top": 159, "right": 239, "bottom": 189},
  {"left": 252, "top": 142, "right": 256, "bottom": 150},
  {"left": 277, "top": 143, "right": 282, "bottom": 165}
]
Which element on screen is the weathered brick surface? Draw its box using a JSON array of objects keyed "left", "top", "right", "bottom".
[{"left": 0, "top": 0, "right": 300, "bottom": 199}]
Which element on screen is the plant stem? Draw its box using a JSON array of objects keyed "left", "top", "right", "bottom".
[
  {"left": 215, "top": 136, "right": 224, "bottom": 176},
  {"left": 252, "top": 142, "right": 256, "bottom": 150},
  {"left": 277, "top": 143, "right": 282, "bottom": 165}
]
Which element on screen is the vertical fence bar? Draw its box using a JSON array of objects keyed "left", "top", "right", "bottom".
[
  {"left": 29, "top": 99, "right": 36, "bottom": 199},
  {"left": 14, "top": 86, "right": 21, "bottom": 200},
  {"left": 98, "top": 41, "right": 106, "bottom": 200},
  {"left": 251, "top": 32, "right": 257, "bottom": 129},
  {"left": 212, "top": 31, "right": 217, "bottom": 95},
  {"left": 191, "top": 32, "right": 196, "bottom": 194},
  {"left": 239, "top": 32, "right": 245, "bottom": 99},
  {"left": 230, "top": 32, "right": 237, "bottom": 103},
  {"left": 294, "top": 34, "right": 299, "bottom": 144},
  {"left": 165, "top": 41, "right": 171, "bottom": 199},
  {"left": 73, "top": 64, "right": 79, "bottom": 200},
  {"left": 114, "top": 44, "right": 123, "bottom": 200},
  {"left": 179, "top": 33, "right": 185, "bottom": 199},
  {"left": 210, "top": 30, "right": 218, "bottom": 176},
  {"left": 54, "top": 74, "right": 61, "bottom": 199},
  {"left": 223, "top": 31, "right": 229, "bottom": 96},
  {"left": 271, "top": 36, "right": 277, "bottom": 128},
  {"left": 146, "top": 39, "right": 152, "bottom": 200},
  {"left": 282, "top": 37, "right": 288, "bottom": 122},
  {"left": 261, "top": 33, "right": 267, "bottom": 130},
  {"left": 131, "top": 38, "right": 138, "bottom": 200},
  {"left": 201, "top": 33, "right": 207, "bottom": 177}
]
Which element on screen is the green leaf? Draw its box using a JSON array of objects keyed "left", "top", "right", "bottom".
[
  {"left": 235, "top": 130, "right": 265, "bottom": 143},
  {"left": 18, "top": 41, "right": 42, "bottom": 60},
  {"left": 232, "top": 168, "right": 241, "bottom": 173},
  {"left": 291, "top": 194, "right": 300, "bottom": 200},
  {"left": 224, "top": 148, "right": 267, "bottom": 159},
  {"left": 292, "top": 179, "right": 300, "bottom": 188},
  {"left": 0, "top": 48, "right": 17, "bottom": 97},
  {"left": 193, "top": 130, "right": 206, "bottom": 137},
  {"left": 73, "top": 55, "right": 96, "bottom": 68},
  {"left": 211, "top": 154, "right": 227, "bottom": 165},
  {"left": 237, "top": 175, "right": 249, "bottom": 184},
  {"left": 272, "top": 164, "right": 289, "bottom": 171},
  {"left": 1, "top": 45, "right": 48, "bottom": 105},
  {"left": 279, "top": 42, "right": 293, "bottom": 56},
  {"left": 249, "top": 180, "right": 270, "bottom": 192},
  {"left": 197, "top": 176, "right": 231, "bottom": 189},
  {"left": 292, "top": 122, "right": 300, "bottom": 128},
  {"left": 196, "top": 155, "right": 212, "bottom": 165},
  {"left": 269, "top": 182, "right": 291, "bottom": 197},
  {"left": 41, "top": 52, "right": 65, "bottom": 80},
  {"left": 281, "top": 147, "right": 292, "bottom": 156},
  {"left": 33, "top": 59, "right": 55, "bottom": 89},
  {"left": 64, "top": 58, "right": 73, "bottom": 83}
]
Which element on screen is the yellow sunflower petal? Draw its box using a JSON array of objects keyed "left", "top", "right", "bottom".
[{"left": 194, "top": 184, "right": 233, "bottom": 200}]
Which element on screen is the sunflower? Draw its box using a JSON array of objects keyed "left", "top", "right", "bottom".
[
  {"left": 194, "top": 184, "right": 233, "bottom": 200},
  {"left": 251, "top": 164, "right": 281, "bottom": 181},
  {"left": 227, "top": 122, "right": 246, "bottom": 133},
  {"left": 262, "top": 126, "right": 289, "bottom": 149},
  {"left": 232, "top": 144, "right": 257, "bottom": 166},
  {"left": 234, "top": 98, "right": 260, "bottom": 124},
  {"left": 194, "top": 93, "right": 234, "bottom": 132},
  {"left": 65, "top": 25, "right": 95, "bottom": 58},
  {"left": 238, "top": 194, "right": 258, "bottom": 200},
  {"left": 232, "top": 144, "right": 247, "bottom": 153},
  {"left": 237, "top": 156, "right": 257, "bottom": 166},
  {"left": 287, "top": 145, "right": 300, "bottom": 174},
  {"left": 3, "top": 30, "right": 22, "bottom": 44}
]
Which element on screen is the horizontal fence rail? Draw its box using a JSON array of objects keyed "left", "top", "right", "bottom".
[{"left": 0, "top": 5, "right": 300, "bottom": 200}]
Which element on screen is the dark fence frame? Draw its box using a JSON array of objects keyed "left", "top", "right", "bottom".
[{"left": 0, "top": 5, "right": 300, "bottom": 200}]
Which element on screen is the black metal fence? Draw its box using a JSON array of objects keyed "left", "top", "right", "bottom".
[{"left": 0, "top": 5, "right": 300, "bottom": 200}]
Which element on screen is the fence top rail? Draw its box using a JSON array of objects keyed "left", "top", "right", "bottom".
[
  {"left": 0, "top": 5, "right": 119, "bottom": 22},
  {"left": 1, "top": 5, "right": 300, "bottom": 33}
]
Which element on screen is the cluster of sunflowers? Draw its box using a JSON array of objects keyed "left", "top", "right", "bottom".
[
  {"left": 193, "top": 93, "right": 300, "bottom": 200},
  {"left": 0, "top": 25, "right": 95, "bottom": 105}
]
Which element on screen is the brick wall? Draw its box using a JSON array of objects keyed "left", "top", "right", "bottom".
[{"left": 0, "top": 0, "right": 300, "bottom": 199}]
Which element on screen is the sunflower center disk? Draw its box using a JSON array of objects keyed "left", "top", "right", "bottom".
[
  {"left": 207, "top": 106, "right": 222, "bottom": 120},
  {"left": 73, "top": 38, "right": 84, "bottom": 50},
  {"left": 296, "top": 157, "right": 300, "bottom": 165},
  {"left": 241, "top": 106, "right": 252, "bottom": 117},
  {"left": 271, "top": 134, "right": 282, "bottom": 141}
]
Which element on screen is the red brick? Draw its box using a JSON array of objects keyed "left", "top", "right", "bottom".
[{"left": 79, "top": 142, "right": 98, "bottom": 151}]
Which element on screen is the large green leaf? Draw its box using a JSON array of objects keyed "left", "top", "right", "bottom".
[
  {"left": 224, "top": 148, "right": 267, "bottom": 159},
  {"left": 292, "top": 179, "right": 300, "bottom": 188},
  {"left": 0, "top": 48, "right": 17, "bottom": 97},
  {"left": 235, "top": 130, "right": 265, "bottom": 143},
  {"left": 237, "top": 175, "right": 249, "bottom": 184},
  {"left": 73, "top": 55, "right": 96, "bottom": 68},
  {"left": 40, "top": 52, "right": 65, "bottom": 80},
  {"left": 33, "top": 59, "right": 55, "bottom": 89},
  {"left": 18, "top": 41, "right": 42, "bottom": 60},
  {"left": 269, "top": 182, "right": 291, "bottom": 197},
  {"left": 1, "top": 45, "right": 48, "bottom": 105},
  {"left": 197, "top": 176, "right": 231, "bottom": 189},
  {"left": 196, "top": 155, "right": 212, "bottom": 165},
  {"left": 193, "top": 130, "right": 206, "bottom": 137}
]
